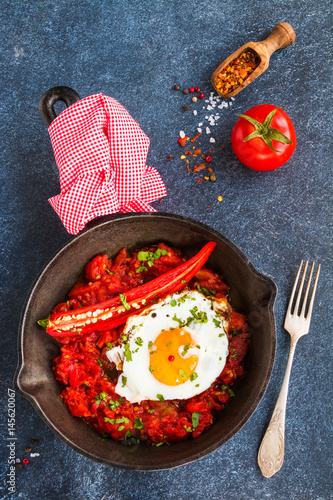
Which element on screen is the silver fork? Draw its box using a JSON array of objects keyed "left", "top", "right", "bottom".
[{"left": 257, "top": 261, "right": 321, "bottom": 478}]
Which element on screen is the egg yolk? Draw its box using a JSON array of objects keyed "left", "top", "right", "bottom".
[{"left": 149, "top": 328, "right": 198, "bottom": 386}]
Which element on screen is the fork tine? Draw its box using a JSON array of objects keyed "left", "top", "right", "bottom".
[
  {"left": 293, "top": 260, "right": 308, "bottom": 316},
  {"left": 286, "top": 260, "right": 303, "bottom": 316},
  {"left": 300, "top": 262, "right": 314, "bottom": 317},
  {"left": 305, "top": 263, "right": 321, "bottom": 321}
]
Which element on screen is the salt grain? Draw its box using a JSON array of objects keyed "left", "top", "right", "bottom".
[
  {"left": 179, "top": 131, "right": 185, "bottom": 138},
  {"left": 193, "top": 110, "right": 197, "bottom": 115},
  {"left": 206, "top": 127, "right": 211, "bottom": 134},
  {"left": 209, "top": 137, "right": 216, "bottom": 143}
]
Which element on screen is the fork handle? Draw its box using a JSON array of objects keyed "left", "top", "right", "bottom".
[{"left": 257, "top": 339, "right": 297, "bottom": 477}]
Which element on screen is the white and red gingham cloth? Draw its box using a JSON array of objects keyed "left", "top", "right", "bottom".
[{"left": 48, "top": 94, "right": 167, "bottom": 234}]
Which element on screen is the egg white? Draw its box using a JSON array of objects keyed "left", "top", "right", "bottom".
[{"left": 106, "top": 290, "right": 230, "bottom": 403}]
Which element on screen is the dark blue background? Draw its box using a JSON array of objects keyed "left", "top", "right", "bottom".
[{"left": 1, "top": 1, "right": 332, "bottom": 499}]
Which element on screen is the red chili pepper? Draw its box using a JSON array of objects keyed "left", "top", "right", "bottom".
[
  {"left": 178, "top": 137, "right": 189, "bottom": 147},
  {"left": 40, "top": 242, "right": 217, "bottom": 337}
]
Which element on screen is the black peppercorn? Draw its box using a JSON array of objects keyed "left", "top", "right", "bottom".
[
  {"left": 174, "top": 84, "right": 180, "bottom": 91},
  {"left": 183, "top": 89, "right": 189, "bottom": 95},
  {"left": 183, "top": 105, "right": 189, "bottom": 111}
]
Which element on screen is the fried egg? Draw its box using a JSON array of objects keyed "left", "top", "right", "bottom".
[{"left": 106, "top": 290, "right": 230, "bottom": 403}]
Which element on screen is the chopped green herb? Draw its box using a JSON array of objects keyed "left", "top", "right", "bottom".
[
  {"left": 149, "top": 365, "right": 154, "bottom": 373},
  {"left": 183, "top": 425, "right": 192, "bottom": 432},
  {"left": 166, "top": 341, "right": 172, "bottom": 347},
  {"left": 220, "top": 385, "right": 228, "bottom": 391},
  {"left": 122, "top": 376, "right": 127, "bottom": 387},
  {"left": 192, "top": 412, "right": 201, "bottom": 430},
  {"left": 136, "top": 265, "right": 148, "bottom": 273},
  {"left": 149, "top": 409, "right": 156, "bottom": 414},
  {"left": 148, "top": 341, "right": 153, "bottom": 349},
  {"left": 115, "top": 417, "right": 130, "bottom": 424},
  {"left": 105, "top": 269, "right": 115, "bottom": 275},
  {"left": 135, "top": 337, "right": 144, "bottom": 347},
  {"left": 213, "top": 318, "right": 221, "bottom": 328},
  {"left": 195, "top": 384, "right": 200, "bottom": 387},
  {"left": 104, "top": 417, "right": 115, "bottom": 424},
  {"left": 119, "top": 294, "right": 130, "bottom": 311},
  {"left": 107, "top": 342, "right": 113, "bottom": 349},
  {"left": 181, "top": 279, "right": 186, "bottom": 283},
  {"left": 190, "top": 372, "right": 198, "bottom": 382},
  {"left": 118, "top": 425, "right": 125, "bottom": 431},
  {"left": 97, "top": 359, "right": 103, "bottom": 367},
  {"left": 170, "top": 299, "right": 177, "bottom": 307},
  {"left": 121, "top": 335, "right": 128, "bottom": 341},
  {"left": 156, "top": 394, "right": 165, "bottom": 402},
  {"left": 108, "top": 400, "right": 120, "bottom": 410},
  {"left": 119, "top": 397, "right": 125, "bottom": 404},
  {"left": 134, "top": 417, "right": 144, "bottom": 429},
  {"left": 181, "top": 343, "right": 191, "bottom": 356},
  {"left": 230, "top": 354, "right": 238, "bottom": 358},
  {"left": 178, "top": 369, "right": 188, "bottom": 380},
  {"left": 124, "top": 343, "right": 132, "bottom": 362},
  {"left": 196, "top": 283, "right": 210, "bottom": 296},
  {"left": 228, "top": 388, "right": 235, "bottom": 397}
]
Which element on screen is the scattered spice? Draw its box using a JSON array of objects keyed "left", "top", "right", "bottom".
[
  {"left": 210, "top": 174, "right": 216, "bottom": 181},
  {"left": 214, "top": 51, "right": 260, "bottom": 95},
  {"left": 191, "top": 132, "right": 202, "bottom": 142},
  {"left": 198, "top": 92, "right": 205, "bottom": 99},
  {"left": 178, "top": 137, "right": 189, "bottom": 147},
  {"left": 22, "top": 458, "right": 29, "bottom": 464},
  {"left": 174, "top": 84, "right": 180, "bottom": 91},
  {"left": 183, "top": 89, "right": 189, "bottom": 95},
  {"left": 195, "top": 86, "right": 201, "bottom": 92},
  {"left": 190, "top": 87, "right": 195, "bottom": 93},
  {"left": 205, "top": 155, "right": 212, "bottom": 162},
  {"left": 192, "top": 96, "right": 197, "bottom": 102},
  {"left": 217, "top": 195, "right": 223, "bottom": 201},
  {"left": 25, "top": 447, "right": 32, "bottom": 453},
  {"left": 196, "top": 178, "right": 203, "bottom": 183},
  {"left": 193, "top": 163, "right": 206, "bottom": 172},
  {"left": 193, "top": 149, "right": 201, "bottom": 155},
  {"left": 183, "top": 104, "right": 189, "bottom": 111},
  {"left": 167, "top": 154, "right": 172, "bottom": 161}
]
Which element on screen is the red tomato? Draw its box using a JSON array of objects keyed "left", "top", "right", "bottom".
[{"left": 231, "top": 104, "right": 296, "bottom": 171}]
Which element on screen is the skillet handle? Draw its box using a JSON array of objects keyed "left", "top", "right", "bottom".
[{"left": 38, "top": 86, "right": 80, "bottom": 127}]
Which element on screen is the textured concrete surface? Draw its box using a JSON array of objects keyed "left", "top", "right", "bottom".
[{"left": 1, "top": 1, "right": 332, "bottom": 499}]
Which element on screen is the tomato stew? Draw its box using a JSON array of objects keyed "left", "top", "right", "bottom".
[{"left": 52, "top": 243, "right": 250, "bottom": 446}]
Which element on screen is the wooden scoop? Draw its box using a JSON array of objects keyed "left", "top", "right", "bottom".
[{"left": 212, "top": 22, "right": 296, "bottom": 98}]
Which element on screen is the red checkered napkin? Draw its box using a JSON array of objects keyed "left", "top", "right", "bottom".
[{"left": 48, "top": 94, "right": 167, "bottom": 234}]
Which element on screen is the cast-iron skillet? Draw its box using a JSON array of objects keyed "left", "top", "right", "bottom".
[{"left": 14, "top": 88, "right": 277, "bottom": 470}]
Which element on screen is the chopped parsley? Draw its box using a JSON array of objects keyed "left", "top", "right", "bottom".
[
  {"left": 124, "top": 343, "right": 132, "bottom": 362},
  {"left": 95, "top": 391, "right": 107, "bottom": 404},
  {"left": 108, "top": 400, "right": 120, "bottom": 410},
  {"left": 181, "top": 343, "right": 191, "bottom": 356},
  {"left": 192, "top": 412, "right": 201, "bottom": 430},
  {"left": 156, "top": 394, "right": 165, "bottom": 402},
  {"left": 116, "top": 417, "right": 130, "bottom": 424},
  {"left": 134, "top": 417, "right": 144, "bottom": 429},
  {"left": 119, "top": 294, "right": 130, "bottom": 311},
  {"left": 170, "top": 298, "right": 177, "bottom": 307},
  {"left": 136, "top": 248, "right": 168, "bottom": 273},
  {"left": 213, "top": 318, "right": 221, "bottom": 328},
  {"left": 107, "top": 342, "right": 113, "bottom": 349},
  {"left": 183, "top": 425, "right": 192, "bottom": 432}
]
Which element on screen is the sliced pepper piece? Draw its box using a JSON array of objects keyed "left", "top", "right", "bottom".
[{"left": 40, "top": 241, "right": 217, "bottom": 337}]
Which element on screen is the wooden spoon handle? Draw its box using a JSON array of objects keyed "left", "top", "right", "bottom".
[{"left": 260, "top": 22, "right": 296, "bottom": 57}]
